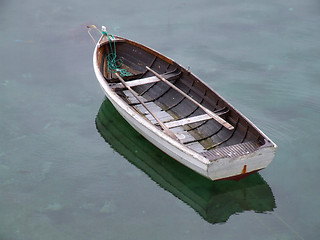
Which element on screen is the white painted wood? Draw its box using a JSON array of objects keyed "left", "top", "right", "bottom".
[
  {"left": 93, "top": 36, "right": 277, "bottom": 181},
  {"left": 165, "top": 114, "right": 211, "bottom": 128},
  {"left": 207, "top": 146, "right": 277, "bottom": 180},
  {"left": 94, "top": 39, "right": 210, "bottom": 177},
  {"left": 111, "top": 76, "right": 160, "bottom": 89}
]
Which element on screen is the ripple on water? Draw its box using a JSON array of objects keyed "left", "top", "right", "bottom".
[
  {"left": 257, "top": 117, "right": 306, "bottom": 145},
  {"left": 246, "top": 73, "right": 320, "bottom": 140}
]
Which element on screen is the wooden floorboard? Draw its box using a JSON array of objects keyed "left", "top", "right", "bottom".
[
  {"left": 171, "top": 128, "right": 199, "bottom": 143},
  {"left": 123, "top": 90, "right": 145, "bottom": 104},
  {"left": 122, "top": 89, "right": 205, "bottom": 153},
  {"left": 185, "top": 142, "right": 206, "bottom": 153}
]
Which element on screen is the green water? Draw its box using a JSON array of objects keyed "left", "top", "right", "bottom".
[{"left": 1, "top": 0, "right": 320, "bottom": 239}]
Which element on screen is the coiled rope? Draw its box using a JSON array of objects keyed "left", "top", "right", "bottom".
[{"left": 102, "top": 28, "right": 132, "bottom": 77}]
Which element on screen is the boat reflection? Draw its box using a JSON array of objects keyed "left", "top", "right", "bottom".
[{"left": 95, "top": 98, "right": 276, "bottom": 224}]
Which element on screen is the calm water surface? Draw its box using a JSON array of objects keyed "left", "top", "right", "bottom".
[{"left": 1, "top": 0, "right": 320, "bottom": 239}]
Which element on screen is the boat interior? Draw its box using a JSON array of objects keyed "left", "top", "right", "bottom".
[{"left": 96, "top": 36, "right": 271, "bottom": 160}]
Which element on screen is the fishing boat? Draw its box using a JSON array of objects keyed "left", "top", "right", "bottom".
[
  {"left": 96, "top": 98, "right": 276, "bottom": 223},
  {"left": 92, "top": 26, "right": 277, "bottom": 181}
]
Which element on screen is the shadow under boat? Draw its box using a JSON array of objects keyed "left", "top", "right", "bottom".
[{"left": 95, "top": 98, "right": 276, "bottom": 224}]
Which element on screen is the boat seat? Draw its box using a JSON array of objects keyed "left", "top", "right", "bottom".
[
  {"left": 110, "top": 72, "right": 180, "bottom": 90},
  {"left": 121, "top": 89, "right": 207, "bottom": 153},
  {"left": 164, "top": 108, "right": 229, "bottom": 129},
  {"left": 111, "top": 76, "right": 160, "bottom": 89},
  {"left": 165, "top": 114, "right": 212, "bottom": 129}
]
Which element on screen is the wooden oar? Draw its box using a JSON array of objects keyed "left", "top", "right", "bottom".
[
  {"left": 115, "top": 73, "right": 179, "bottom": 141},
  {"left": 146, "top": 66, "right": 234, "bottom": 130}
]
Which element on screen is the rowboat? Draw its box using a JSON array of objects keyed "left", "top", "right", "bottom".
[
  {"left": 92, "top": 26, "right": 277, "bottom": 181},
  {"left": 96, "top": 98, "right": 276, "bottom": 223}
]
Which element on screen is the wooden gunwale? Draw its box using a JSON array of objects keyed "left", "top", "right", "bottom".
[
  {"left": 97, "top": 35, "right": 272, "bottom": 152},
  {"left": 94, "top": 33, "right": 277, "bottom": 180}
]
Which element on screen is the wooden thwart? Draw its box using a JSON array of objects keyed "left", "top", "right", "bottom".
[
  {"left": 111, "top": 76, "right": 160, "bottom": 89},
  {"left": 165, "top": 114, "right": 212, "bottom": 129},
  {"left": 146, "top": 66, "right": 234, "bottom": 130}
]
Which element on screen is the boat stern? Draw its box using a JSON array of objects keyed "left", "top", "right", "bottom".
[{"left": 206, "top": 141, "right": 277, "bottom": 181}]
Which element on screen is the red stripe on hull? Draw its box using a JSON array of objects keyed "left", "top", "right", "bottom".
[{"left": 217, "top": 169, "right": 262, "bottom": 181}]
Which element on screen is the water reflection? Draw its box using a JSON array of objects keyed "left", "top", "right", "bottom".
[{"left": 95, "top": 99, "right": 276, "bottom": 224}]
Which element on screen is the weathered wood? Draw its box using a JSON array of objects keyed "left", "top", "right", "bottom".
[
  {"left": 111, "top": 76, "right": 160, "bottom": 89},
  {"left": 115, "top": 73, "right": 178, "bottom": 141},
  {"left": 134, "top": 103, "right": 174, "bottom": 123},
  {"left": 170, "top": 127, "right": 198, "bottom": 143},
  {"left": 146, "top": 66, "right": 234, "bottom": 131},
  {"left": 94, "top": 33, "right": 277, "bottom": 181},
  {"left": 185, "top": 142, "right": 206, "bottom": 153},
  {"left": 122, "top": 90, "right": 146, "bottom": 104},
  {"left": 165, "top": 114, "right": 212, "bottom": 129}
]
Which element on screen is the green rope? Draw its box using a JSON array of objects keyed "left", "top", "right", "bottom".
[{"left": 102, "top": 30, "right": 132, "bottom": 77}]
